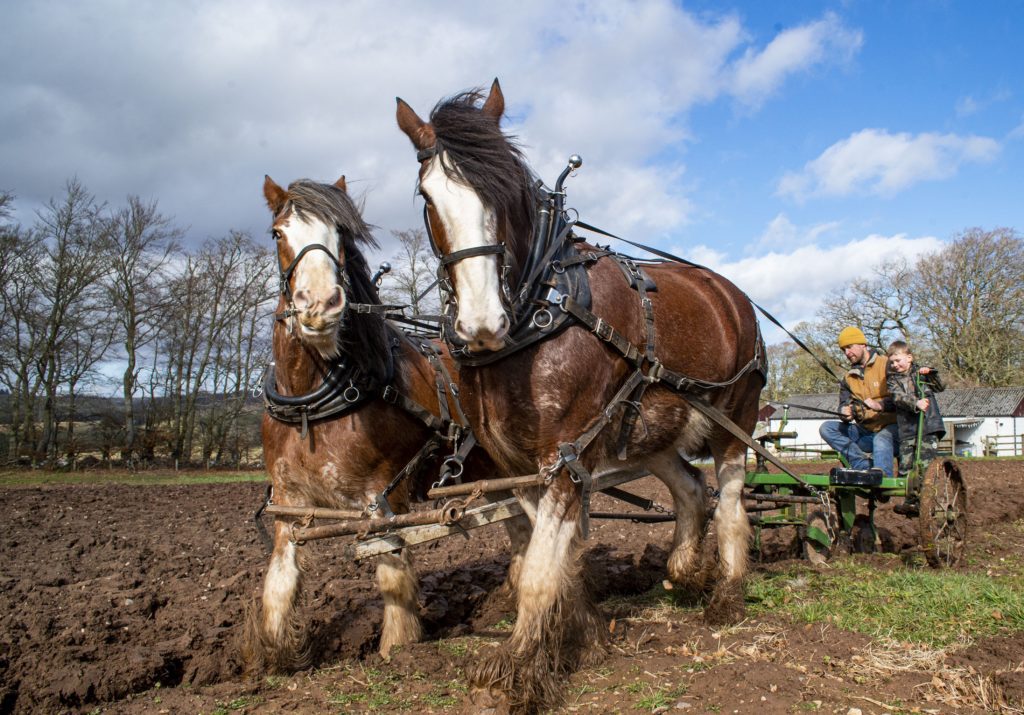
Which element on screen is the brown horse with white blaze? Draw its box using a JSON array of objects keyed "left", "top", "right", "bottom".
[
  {"left": 244, "top": 175, "right": 527, "bottom": 672},
  {"left": 397, "top": 80, "right": 765, "bottom": 712}
]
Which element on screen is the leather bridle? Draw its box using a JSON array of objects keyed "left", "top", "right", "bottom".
[
  {"left": 416, "top": 147, "right": 514, "bottom": 337},
  {"left": 272, "top": 223, "right": 349, "bottom": 322}
]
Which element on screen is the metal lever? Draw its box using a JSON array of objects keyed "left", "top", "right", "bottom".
[
  {"left": 554, "top": 154, "right": 583, "bottom": 195},
  {"left": 371, "top": 261, "right": 392, "bottom": 287}
]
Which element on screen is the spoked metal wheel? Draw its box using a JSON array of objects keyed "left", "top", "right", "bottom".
[
  {"left": 802, "top": 509, "right": 832, "bottom": 566},
  {"left": 918, "top": 459, "right": 967, "bottom": 568}
]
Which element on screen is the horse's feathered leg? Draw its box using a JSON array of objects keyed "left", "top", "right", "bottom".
[
  {"left": 468, "top": 475, "right": 605, "bottom": 713},
  {"left": 244, "top": 518, "right": 309, "bottom": 672},
  {"left": 377, "top": 549, "right": 422, "bottom": 658},
  {"left": 705, "top": 449, "right": 750, "bottom": 625},
  {"left": 648, "top": 450, "right": 708, "bottom": 593},
  {"left": 487, "top": 489, "right": 535, "bottom": 597}
]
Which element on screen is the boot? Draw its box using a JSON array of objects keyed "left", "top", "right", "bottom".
[{"left": 893, "top": 496, "right": 919, "bottom": 517}]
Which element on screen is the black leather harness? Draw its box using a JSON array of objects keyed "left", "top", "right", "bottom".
[{"left": 413, "top": 151, "right": 828, "bottom": 536}]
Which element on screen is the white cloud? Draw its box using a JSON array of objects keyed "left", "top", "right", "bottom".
[
  {"left": 729, "top": 12, "right": 862, "bottom": 108},
  {"left": 1010, "top": 114, "right": 1024, "bottom": 141},
  {"left": 751, "top": 212, "right": 840, "bottom": 253},
  {"left": 955, "top": 95, "right": 979, "bottom": 117},
  {"left": 777, "top": 129, "right": 1000, "bottom": 200},
  {"left": 0, "top": 0, "right": 862, "bottom": 251},
  {"left": 678, "top": 232, "right": 945, "bottom": 343}
]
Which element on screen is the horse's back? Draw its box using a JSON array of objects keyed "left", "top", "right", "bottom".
[{"left": 588, "top": 255, "right": 760, "bottom": 384}]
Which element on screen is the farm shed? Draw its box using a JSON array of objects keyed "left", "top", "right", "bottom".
[{"left": 759, "top": 387, "right": 1024, "bottom": 458}]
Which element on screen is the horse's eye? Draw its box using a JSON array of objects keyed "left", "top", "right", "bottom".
[
  {"left": 272, "top": 229, "right": 282, "bottom": 241},
  {"left": 418, "top": 188, "right": 433, "bottom": 205}
]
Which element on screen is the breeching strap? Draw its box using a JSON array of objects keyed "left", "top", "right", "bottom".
[
  {"left": 554, "top": 290, "right": 817, "bottom": 491},
  {"left": 572, "top": 219, "right": 846, "bottom": 386}
]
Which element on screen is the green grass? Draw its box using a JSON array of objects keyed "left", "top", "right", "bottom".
[
  {"left": 636, "top": 684, "right": 688, "bottom": 712},
  {"left": 0, "top": 468, "right": 264, "bottom": 487},
  {"left": 209, "top": 695, "right": 263, "bottom": 714},
  {"left": 326, "top": 665, "right": 416, "bottom": 711},
  {"left": 747, "top": 559, "right": 1024, "bottom": 646}
]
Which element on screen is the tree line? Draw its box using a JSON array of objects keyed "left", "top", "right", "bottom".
[
  {"left": 764, "top": 227, "right": 1024, "bottom": 401},
  {"left": 2, "top": 179, "right": 1019, "bottom": 467},
  {"left": 0, "top": 181, "right": 438, "bottom": 470},
  {"left": 0, "top": 180, "right": 275, "bottom": 468}
]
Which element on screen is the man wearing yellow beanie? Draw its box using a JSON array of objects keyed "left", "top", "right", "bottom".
[{"left": 818, "top": 326, "right": 898, "bottom": 476}]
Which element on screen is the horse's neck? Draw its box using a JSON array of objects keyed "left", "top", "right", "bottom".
[{"left": 272, "top": 323, "right": 331, "bottom": 395}]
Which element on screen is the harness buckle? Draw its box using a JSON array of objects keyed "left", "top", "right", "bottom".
[
  {"left": 594, "top": 318, "right": 613, "bottom": 342},
  {"left": 646, "top": 360, "right": 664, "bottom": 383},
  {"left": 446, "top": 422, "right": 462, "bottom": 442},
  {"left": 381, "top": 385, "right": 398, "bottom": 404}
]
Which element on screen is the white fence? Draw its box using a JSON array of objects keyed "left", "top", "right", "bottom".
[{"left": 981, "top": 434, "right": 1024, "bottom": 457}]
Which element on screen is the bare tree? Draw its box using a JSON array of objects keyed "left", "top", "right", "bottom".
[
  {"left": 103, "top": 196, "right": 182, "bottom": 463},
  {"left": 30, "top": 179, "right": 112, "bottom": 466},
  {"left": 379, "top": 228, "right": 440, "bottom": 315},
  {"left": 0, "top": 181, "right": 111, "bottom": 465},
  {"left": 56, "top": 306, "right": 116, "bottom": 463},
  {"left": 909, "top": 227, "right": 1024, "bottom": 386},
  {"left": 197, "top": 244, "right": 274, "bottom": 466},
  {"left": 818, "top": 259, "right": 917, "bottom": 350},
  {"left": 159, "top": 232, "right": 273, "bottom": 463},
  {"left": 0, "top": 194, "right": 40, "bottom": 462},
  {"left": 764, "top": 322, "right": 842, "bottom": 401}
]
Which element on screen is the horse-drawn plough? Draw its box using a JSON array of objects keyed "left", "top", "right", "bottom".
[
  {"left": 258, "top": 425, "right": 967, "bottom": 569},
  {"left": 249, "top": 78, "right": 967, "bottom": 712}
]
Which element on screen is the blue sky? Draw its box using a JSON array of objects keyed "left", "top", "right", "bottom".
[{"left": 2, "top": 1, "right": 1021, "bottom": 341}]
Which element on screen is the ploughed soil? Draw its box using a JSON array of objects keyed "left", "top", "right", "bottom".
[{"left": 1, "top": 460, "right": 1023, "bottom": 714}]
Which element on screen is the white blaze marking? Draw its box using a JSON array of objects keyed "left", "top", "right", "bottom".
[
  {"left": 280, "top": 213, "right": 344, "bottom": 313},
  {"left": 420, "top": 154, "right": 506, "bottom": 342}
]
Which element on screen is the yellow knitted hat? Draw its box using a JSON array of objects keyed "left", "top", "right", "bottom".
[{"left": 837, "top": 326, "right": 866, "bottom": 348}]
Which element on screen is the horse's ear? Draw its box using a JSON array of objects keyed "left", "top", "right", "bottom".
[
  {"left": 481, "top": 78, "right": 504, "bottom": 124},
  {"left": 395, "top": 97, "right": 428, "bottom": 146},
  {"left": 263, "top": 175, "right": 287, "bottom": 213},
  {"left": 396, "top": 97, "right": 435, "bottom": 150},
  {"left": 334, "top": 175, "right": 347, "bottom": 193}
]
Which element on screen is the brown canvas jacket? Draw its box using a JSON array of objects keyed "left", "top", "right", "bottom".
[{"left": 839, "top": 350, "right": 896, "bottom": 432}]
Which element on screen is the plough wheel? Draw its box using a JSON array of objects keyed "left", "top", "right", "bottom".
[
  {"left": 918, "top": 459, "right": 967, "bottom": 568},
  {"left": 802, "top": 510, "right": 831, "bottom": 565}
]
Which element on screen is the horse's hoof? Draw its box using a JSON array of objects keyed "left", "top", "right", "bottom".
[
  {"left": 463, "top": 687, "right": 511, "bottom": 715},
  {"left": 703, "top": 583, "right": 745, "bottom": 626}
]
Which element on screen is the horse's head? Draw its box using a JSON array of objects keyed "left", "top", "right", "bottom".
[
  {"left": 263, "top": 175, "right": 377, "bottom": 359},
  {"left": 396, "top": 79, "right": 535, "bottom": 353}
]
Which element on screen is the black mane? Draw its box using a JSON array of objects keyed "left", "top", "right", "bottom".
[
  {"left": 284, "top": 180, "right": 390, "bottom": 387},
  {"left": 429, "top": 90, "right": 539, "bottom": 283}
]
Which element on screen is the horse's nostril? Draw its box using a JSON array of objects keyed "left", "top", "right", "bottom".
[{"left": 326, "top": 286, "right": 344, "bottom": 310}]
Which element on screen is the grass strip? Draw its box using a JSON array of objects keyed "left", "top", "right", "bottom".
[
  {"left": 747, "top": 559, "right": 1024, "bottom": 646},
  {"left": 0, "top": 469, "right": 265, "bottom": 487}
]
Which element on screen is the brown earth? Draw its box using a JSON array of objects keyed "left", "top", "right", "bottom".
[{"left": 1, "top": 460, "right": 1022, "bottom": 714}]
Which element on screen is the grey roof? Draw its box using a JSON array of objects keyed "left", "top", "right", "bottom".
[
  {"left": 935, "top": 387, "right": 1024, "bottom": 417},
  {"left": 769, "top": 387, "right": 1024, "bottom": 420}
]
